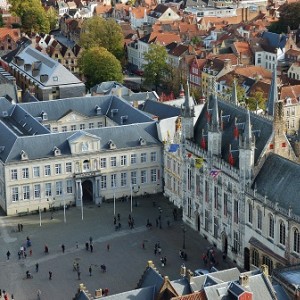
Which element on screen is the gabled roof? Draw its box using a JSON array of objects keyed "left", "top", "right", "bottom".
[
  {"left": 142, "top": 99, "right": 181, "bottom": 120},
  {"left": 261, "top": 31, "right": 287, "bottom": 51},
  {"left": 280, "top": 85, "right": 300, "bottom": 104}
]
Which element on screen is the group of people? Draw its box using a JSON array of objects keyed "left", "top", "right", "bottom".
[
  {"left": 85, "top": 237, "right": 94, "bottom": 252},
  {"left": 154, "top": 242, "right": 162, "bottom": 255},
  {"left": 17, "top": 223, "right": 24, "bottom": 232},
  {"left": 114, "top": 214, "right": 122, "bottom": 230},
  {"left": 202, "top": 247, "right": 217, "bottom": 266},
  {"left": 179, "top": 250, "right": 188, "bottom": 261}
]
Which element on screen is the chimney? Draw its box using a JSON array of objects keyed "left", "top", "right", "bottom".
[
  {"left": 180, "top": 264, "right": 186, "bottom": 277},
  {"left": 239, "top": 274, "right": 249, "bottom": 287},
  {"left": 224, "top": 59, "right": 231, "bottom": 70}
]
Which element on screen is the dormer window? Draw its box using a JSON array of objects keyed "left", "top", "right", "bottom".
[
  {"left": 41, "top": 111, "right": 48, "bottom": 121},
  {"left": 53, "top": 146, "right": 61, "bottom": 156},
  {"left": 95, "top": 105, "right": 101, "bottom": 115},
  {"left": 108, "top": 140, "right": 116, "bottom": 150},
  {"left": 139, "top": 137, "right": 146, "bottom": 146},
  {"left": 20, "top": 150, "right": 28, "bottom": 160}
]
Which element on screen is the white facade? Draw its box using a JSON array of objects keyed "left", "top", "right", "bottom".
[{"left": 255, "top": 49, "right": 284, "bottom": 72}]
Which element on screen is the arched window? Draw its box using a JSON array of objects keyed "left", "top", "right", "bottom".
[
  {"left": 293, "top": 228, "right": 300, "bottom": 253},
  {"left": 252, "top": 249, "right": 259, "bottom": 267},
  {"left": 263, "top": 255, "right": 273, "bottom": 274},
  {"left": 257, "top": 207, "right": 262, "bottom": 230},
  {"left": 248, "top": 202, "right": 253, "bottom": 224},
  {"left": 279, "top": 221, "right": 285, "bottom": 245},
  {"left": 269, "top": 214, "right": 274, "bottom": 239}
]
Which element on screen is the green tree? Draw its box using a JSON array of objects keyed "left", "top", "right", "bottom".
[
  {"left": 225, "top": 83, "right": 246, "bottom": 103},
  {"left": 0, "top": 14, "right": 4, "bottom": 27},
  {"left": 79, "top": 17, "right": 124, "bottom": 60},
  {"left": 8, "top": 0, "right": 50, "bottom": 34},
  {"left": 46, "top": 7, "right": 58, "bottom": 31},
  {"left": 79, "top": 47, "right": 123, "bottom": 89},
  {"left": 246, "top": 90, "right": 267, "bottom": 111},
  {"left": 268, "top": 2, "right": 300, "bottom": 33},
  {"left": 143, "top": 44, "right": 169, "bottom": 92}
]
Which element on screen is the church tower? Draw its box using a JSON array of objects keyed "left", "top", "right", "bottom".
[
  {"left": 181, "top": 81, "right": 195, "bottom": 140},
  {"left": 207, "top": 78, "right": 222, "bottom": 157},
  {"left": 239, "top": 110, "right": 255, "bottom": 186}
]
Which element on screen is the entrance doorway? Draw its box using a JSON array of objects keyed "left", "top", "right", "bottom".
[
  {"left": 221, "top": 232, "right": 228, "bottom": 254},
  {"left": 82, "top": 180, "right": 93, "bottom": 202},
  {"left": 244, "top": 247, "right": 250, "bottom": 271},
  {"left": 197, "top": 214, "right": 200, "bottom": 232}
]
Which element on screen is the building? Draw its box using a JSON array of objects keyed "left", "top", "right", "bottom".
[{"left": 0, "top": 95, "right": 163, "bottom": 215}]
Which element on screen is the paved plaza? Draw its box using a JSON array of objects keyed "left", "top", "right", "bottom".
[{"left": 0, "top": 194, "right": 235, "bottom": 300}]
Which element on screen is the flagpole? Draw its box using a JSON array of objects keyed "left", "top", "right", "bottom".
[
  {"left": 39, "top": 206, "right": 41, "bottom": 227},
  {"left": 130, "top": 183, "right": 133, "bottom": 213},
  {"left": 113, "top": 190, "right": 116, "bottom": 216}
]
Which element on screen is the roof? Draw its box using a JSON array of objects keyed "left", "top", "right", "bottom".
[
  {"left": 142, "top": 99, "right": 181, "bottom": 120},
  {"left": 261, "top": 32, "right": 287, "bottom": 51},
  {"left": 280, "top": 85, "right": 300, "bottom": 104},
  {"left": 252, "top": 153, "right": 300, "bottom": 216}
]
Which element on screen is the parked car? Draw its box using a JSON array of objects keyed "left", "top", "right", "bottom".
[{"left": 193, "top": 268, "right": 210, "bottom": 276}]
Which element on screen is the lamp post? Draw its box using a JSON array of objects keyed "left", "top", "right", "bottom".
[
  {"left": 181, "top": 223, "right": 186, "bottom": 250},
  {"left": 63, "top": 197, "right": 66, "bottom": 223}
]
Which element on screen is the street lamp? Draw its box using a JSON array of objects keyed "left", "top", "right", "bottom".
[{"left": 181, "top": 223, "right": 186, "bottom": 250}]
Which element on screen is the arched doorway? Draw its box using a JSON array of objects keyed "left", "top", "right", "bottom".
[
  {"left": 221, "top": 232, "right": 228, "bottom": 254},
  {"left": 197, "top": 215, "right": 200, "bottom": 232},
  {"left": 244, "top": 247, "right": 250, "bottom": 271},
  {"left": 82, "top": 180, "right": 93, "bottom": 202}
]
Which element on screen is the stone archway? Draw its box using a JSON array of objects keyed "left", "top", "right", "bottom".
[
  {"left": 221, "top": 231, "right": 228, "bottom": 254},
  {"left": 82, "top": 180, "right": 93, "bottom": 202}
]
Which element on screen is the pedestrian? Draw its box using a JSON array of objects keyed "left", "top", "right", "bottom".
[
  {"left": 76, "top": 241, "right": 79, "bottom": 249},
  {"left": 62, "top": 244, "right": 65, "bottom": 253},
  {"left": 18, "top": 251, "right": 21, "bottom": 260},
  {"left": 37, "top": 290, "right": 41, "bottom": 300},
  {"left": 0, "top": 289, "right": 2, "bottom": 297},
  {"left": 89, "top": 265, "right": 92, "bottom": 276},
  {"left": 113, "top": 217, "right": 116, "bottom": 225},
  {"left": 89, "top": 236, "right": 93, "bottom": 244},
  {"left": 77, "top": 270, "right": 81, "bottom": 280},
  {"left": 4, "top": 294, "right": 8, "bottom": 300},
  {"left": 44, "top": 245, "right": 48, "bottom": 254},
  {"left": 117, "top": 213, "right": 120, "bottom": 221},
  {"left": 6, "top": 250, "right": 10, "bottom": 260},
  {"left": 20, "top": 224, "right": 23, "bottom": 231},
  {"left": 107, "top": 244, "right": 110, "bottom": 251},
  {"left": 85, "top": 242, "right": 89, "bottom": 251},
  {"left": 18, "top": 223, "right": 20, "bottom": 232},
  {"left": 24, "top": 252, "right": 27, "bottom": 259},
  {"left": 36, "top": 263, "right": 39, "bottom": 272},
  {"left": 11, "top": 294, "right": 14, "bottom": 300},
  {"left": 29, "top": 249, "right": 32, "bottom": 256},
  {"left": 103, "top": 288, "right": 109, "bottom": 296},
  {"left": 222, "top": 252, "right": 227, "bottom": 261},
  {"left": 49, "top": 271, "right": 52, "bottom": 280},
  {"left": 156, "top": 219, "right": 159, "bottom": 227},
  {"left": 90, "top": 244, "right": 93, "bottom": 253},
  {"left": 142, "top": 242, "right": 145, "bottom": 250},
  {"left": 154, "top": 248, "right": 157, "bottom": 255}
]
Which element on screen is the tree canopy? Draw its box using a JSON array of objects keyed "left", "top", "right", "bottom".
[
  {"left": 79, "top": 47, "right": 123, "bottom": 89},
  {"left": 268, "top": 2, "right": 300, "bottom": 33},
  {"left": 79, "top": 17, "right": 124, "bottom": 60},
  {"left": 8, "top": 0, "right": 50, "bottom": 34},
  {"left": 246, "top": 90, "right": 267, "bottom": 111},
  {"left": 143, "top": 44, "right": 169, "bottom": 91},
  {"left": 46, "top": 7, "right": 58, "bottom": 31}
]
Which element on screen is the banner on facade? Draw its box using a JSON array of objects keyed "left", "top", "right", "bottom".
[
  {"left": 210, "top": 169, "right": 221, "bottom": 179},
  {"left": 195, "top": 157, "right": 204, "bottom": 169},
  {"left": 168, "top": 144, "right": 180, "bottom": 152}
]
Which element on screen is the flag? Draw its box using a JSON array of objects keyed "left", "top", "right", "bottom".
[
  {"left": 195, "top": 157, "right": 204, "bottom": 169},
  {"left": 168, "top": 144, "right": 179, "bottom": 153},
  {"left": 210, "top": 169, "right": 221, "bottom": 179}
]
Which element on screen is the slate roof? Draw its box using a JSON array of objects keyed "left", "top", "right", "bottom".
[
  {"left": 252, "top": 153, "right": 300, "bottom": 215},
  {"left": 261, "top": 32, "right": 287, "bottom": 51},
  {"left": 142, "top": 99, "right": 181, "bottom": 120},
  {"left": 194, "top": 98, "right": 273, "bottom": 168},
  {"left": 137, "top": 266, "right": 164, "bottom": 293}
]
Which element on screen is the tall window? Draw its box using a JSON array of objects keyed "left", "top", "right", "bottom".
[
  {"left": 262, "top": 256, "right": 273, "bottom": 274},
  {"left": 187, "top": 197, "right": 192, "bottom": 218},
  {"left": 213, "top": 217, "right": 218, "bottom": 238},
  {"left": 204, "top": 210, "right": 209, "bottom": 231},
  {"left": 33, "top": 167, "right": 40, "bottom": 177},
  {"left": 120, "top": 155, "right": 127, "bottom": 166},
  {"left": 66, "top": 162, "right": 72, "bottom": 173},
  {"left": 34, "top": 184, "right": 41, "bottom": 198},
  {"left": 45, "top": 165, "right": 51, "bottom": 176},
  {"left": 141, "top": 153, "right": 147, "bottom": 163},
  {"left": 187, "top": 168, "right": 192, "bottom": 191},
  {"left": 233, "top": 231, "right": 240, "bottom": 253},
  {"left": 121, "top": 172, "right": 127, "bottom": 187},
  {"left": 150, "top": 169, "right": 157, "bottom": 182},
  {"left": 55, "top": 164, "right": 62, "bottom": 175},
  {"left": 248, "top": 202, "right": 253, "bottom": 224},
  {"left": 205, "top": 180, "right": 209, "bottom": 202},
  {"left": 252, "top": 249, "right": 259, "bottom": 267},
  {"left": 234, "top": 200, "right": 239, "bottom": 224},
  {"left": 56, "top": 181, "right": 63, "bottom": 195},
  {"left": 100, "top": 158, "right": 107, "bottom": 169},
  {"left": 294, "top": 228, "right": 300, "bottom": 253},
  {"left": 150, "top": 151, "right": 157, "bottom": 162},
  {"left": 141, "top": 170, "right": 147, "bottom": 184},
  {"left": 131, "top": 171, "right": 137, "bottom": 185},
  {"left": 11, "top": 169, "right": 17, "bottom": 180},
  {"left": 111, "top": 174, "right": 117, "bottom": 188},
  {"left": 214, "top": 186, "right": 218, "bottom": 209},
  {"left": 279, "top": 221, "right": 286, "bottom": 245},
  {"left": 131, "top": 154, "right": 137, "bottom": 164},
  {"left": 45, "top": 183, "right": 52, "bottom": 197},
  {"left": 12, "top": 187, "right": 18, "bottom": 201},
  {"left": 67, "top": 180, "right": 73, "bottom": 193},
  {"left": 23, "top": 186, "right": 30, "bottom": 200},
  {"left": 257, "top": 208, "right": 262, "bottom": 230},
  {"left": 22, "top": 168, "right": 29, "bottom": 179},
  {"left": 101, "top": 175, "right": 107, "bottom": 189},
  {"left": 110, "top": 157, "right": 117, "bottom": 167},
  {"left": 223, "top": 193, "right": 228, "bottom": 216},
  {"left": 269, "top": 214, "right": 275, "bottom": 239}
]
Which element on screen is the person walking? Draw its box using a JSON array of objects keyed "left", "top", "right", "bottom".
[
  {"left": 61, "top": 244, "right": 65, "bottom": 253},
  {"left": 117, "top": 213, "right": 120, "bottom": 221},
  {"left": 36, "top": 263, "right": 39, "bottom": 272},
  {"left": 90, "top": 244, "right": 93, "bottom": 253},
  {"left": 37, "top": 289, "right": 41, "bottom": 300},
  {"left": 85, "top": 242, "right": 89, "bottom": 251},
  {"left": 89, "top": 265, "right": 92, "bottom": 276},
  {"left": 107, "top": 244, "right": 110, "bottom": 252},
  {"left": 49, "top": 271, "right": 52, "bottom": 280},
  {"left": 77, "top": 270, "right": 81, "bottom": 280},
  {"left": 29, "top": 249, "right": 32, "bottom": 256},
  {"left": 6, "top": 251, "right": 10, "bottom": 260}
]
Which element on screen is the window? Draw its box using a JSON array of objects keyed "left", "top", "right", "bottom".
[
  {"left": 262, "top": 255, "right": 273, "bottom": 274},
  {"left": 56, "top": 181, "right": 63, "bottom": 195},
  {"left": 12, "top": 187, "right": 18, "bottom": 201},
  {"left": 34, "top": 184, "right": 41, "bottom": 198},
  {"left": 151, "top": 169, "right": 157, "bottom": 182},
  {"left": 252, "top": 249, "right": 259, "bottom": 267},
  {"left": 110, "top": 157, "right": 117, "bottom": 167},
  {"left": 22, "top": 168, "right": 29, "bottom": 179},
  {"left": 131, "top": 154, "right": 137, "bottom": 164},
  {"left": 11, "top": 169, "right": 17, "bottom": 180},
  {"left": 66, "top": 162, "right": 72, "bottom": 173},
  {"left": 62, "top": 126, "right": 67, "bottom": 132},
  {"left": 52, "top": 127, "right": 58, "bottom": 132},
  {"left": 279, "top": 221, "right": 286, "bottom": 245},
  {"left": 214, "top": 186, "right": 218, "bottom": 209},
  {"left": 269, "top": 214, "right": 275, "bottom": 239},
  {"left": 100, "top": 158, "right": 107, "bottom": 169},
  {"left": 111, "top": 174, "right": 117, "bottom": 188},
  {"left": 45, "top": 183, "right": 52, "bottom": 197},
  {"left": 120, "top": 155, "right": 127, "bottom": 166},
  {"left": 83, "top": 160, "right": 90, "bottom": 171},
  {"left": 141, "top": 153, "right": 147, "bottom": 163},
  {"left": 213, "top": 217, "right": 218, "bottom": 238},
  {"left": 205, "top": 180, "right": 209, "bottom": 202},
  {"left": 121, "top": 172, "right": 127, "bottom": 187},
  {"left": 101, "top": 175, "right": 107, "bottom": 189},
  {"left": 233, "top": 231, "right": 240, "bottom": 253},
  {"left": 223, "top": 193, "right": 228, "bottom": 216},
  {"left": 294, "top": 228, "right": 300, "bottom": 253},
  {"left": 67, "top": 180, "right": 73, "bottom": 193},
  {"left": 33, "top": 166, "right": 40, "bottom": 177},
  {"left": 23, "top": 185, "right": 30, "bottom": 200},
  {"left": 187, "top": 197, "right": 192, "bottom": 218},
  {"left": 131, "top": 171, "right": 137, "bottom": 185},
  {"left": 257, "top": 208, "right": 262, "bottom": 230},
  {"left": 234, "top": 200, "right": 239, "bottom": 224},
  {"left": 204, "top": 210, "right": 209, "bottom": 231},
  {"left": 89, "top": 123, "right": 94, "bottom": 129},
  {"left": 97, "top": 121, "right": 103, "bottom": 128},
  {"left": 150, "top": 151, "right": 157, "bottom": 162},
  {"left": 71, "top": 125, "right": 76, "bottom": 131},
  {"left": 45, "top": 165, "right": 51, "bottom": 176},
  {"left": 248, "top": 202, "right": 253, "bottom": 224},
  {"left": 55, "top": 164, "right": 62, "bottom": 175},
  {"left": 141, "top": 170, "right": 147, "bottom": 184},
  {"left": 80, "top": 124, "right": 85, "bottom": 130}
]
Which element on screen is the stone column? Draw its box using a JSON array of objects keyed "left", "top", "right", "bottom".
[
  {"left": 94, "top": 176, "right": 101, "bottom": 205},
  {"left": 75, "top": 179, "right": 82, "bottom": 207}
]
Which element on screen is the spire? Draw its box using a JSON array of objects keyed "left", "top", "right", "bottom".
[
  {"left": 243, "top": 109, "right": 252, "bottom": 147},
  {"left": 266, "top": 67, "right": 278, "bottom": 116},
  {"left": 231, "top": 78, "right": 238, "bottom": 106},
  {"left": 182, "top": 80, "right": 194, "bottom": 118},
  {"left": 211, "top": 77, "right": 220, "bottom": 132}
]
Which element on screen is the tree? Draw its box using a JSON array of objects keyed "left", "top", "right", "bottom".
[
  {"left": 8, "top": 0, "right": 50, "bottom": 34},
  {"left": 79, "top": 17, "right": 124, "bottom": 60},
  {"left": 268, "top": 2, "right": 300, "bottom": 33},
  {"left": 246, "top": 90, "right": 267, "bottom": 111},
  {"left": 46, "top": 7, "right": 58, "bottom": 31},
  {"left": 143, "top": 44, "right": 169, "bottom": 92},
  {"left": 0, "top": 14, "right": 4, "bottom": 27},
  {"left": 79, "top": 47, "right": 123, "bottom": 89},
  {"left": 225, "top": 84, "right": 246, "bottom": 103}
]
